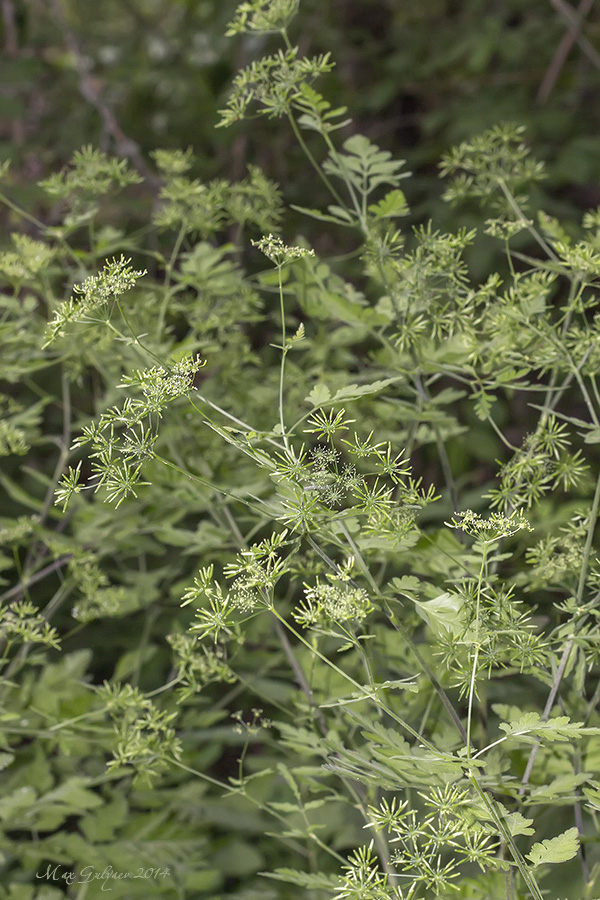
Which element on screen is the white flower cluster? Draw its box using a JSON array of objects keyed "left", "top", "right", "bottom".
[
  {"left": 252, "top": 233, "right": 314, "bottom": 266},
  {"left": 72, "top": 256, "right": 146, "bottom": 312},
  {"left": 294, "top": 572, "right": 371, "bottom": 627},
  {"left": 447, "top": 508, "right": 532, "bottom": 542}
]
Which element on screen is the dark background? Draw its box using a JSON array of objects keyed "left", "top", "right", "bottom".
[{"left": 3, "top": 0, "right": 600, "bottom": 228}]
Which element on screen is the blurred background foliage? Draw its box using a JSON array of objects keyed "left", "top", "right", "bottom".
[
  {"left": 3, "top": 0, "right": 600, "bottom": 228},
  {"left": 1, "top": 2, "right": 600, "bottom": 898}
]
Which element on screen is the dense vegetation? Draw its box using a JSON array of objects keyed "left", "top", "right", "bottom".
[{"left": 1, "top": 1, "right": 600, "bottom": 898}]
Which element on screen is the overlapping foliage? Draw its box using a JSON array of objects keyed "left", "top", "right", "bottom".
[{"left": 1, "top": 1, "right": 600, "bottom": 899}]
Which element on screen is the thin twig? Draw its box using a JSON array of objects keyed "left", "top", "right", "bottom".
[
  {"left": 0, "top": 554, "right": 73, "bottom": 604},
  {"left": 519, "top": 639, "right": 573, "bottom": 794},
  {"left": 1, "top": 0, "right": 18, "bottom": 56},
  {"left": 538, "top": 0, "right": 595, "bottom": 103},
  {"left": 42, "top": 372, "right": 72, "bottom": 524},
  {"left": 48, "top": 0, "right": 158, "bottom": 188},
  {"left": 547, "top": 0, "right": 600, "bottom": 69},
  {"left": 572, "top": 751, "right": 591, "bottom": 883},
  {"left": 272, "top": 617, "right": 328, "bottom": 735},
  {"left": 414, "top": 374, "right": 461, "bottom": 518}
]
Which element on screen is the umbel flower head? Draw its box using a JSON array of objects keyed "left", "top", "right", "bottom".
[
  {"left": 447, "top": 508, "right": 532, "bottom": 543},
  {"left": 294, "top": 559, "right": 372, "bottom": 627},
  {"left": 226, "top": 0, "right": 299, "bottom": 35},
  {"left": 44, "top": 255, "right": 146, "bottom": 344},
  {"left": 252, "top": 233, "right": 314, "bottom": 267}
]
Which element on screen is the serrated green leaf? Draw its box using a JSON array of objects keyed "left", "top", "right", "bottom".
[
  {"left": 330, "top": 377, "right": 399, "bottom": 404},
  {"left": 368, "top": 189, "right": 409, "bottom": 219},
  {"left": 503, "top": 811, "right": 535, "bottom": 836},
  {"left": 583, "top": 784, "right": 600, "bottom": 811},
  {"left": 473, "top": 388, "right": 494, "bottom": 421},
  {"left": 526, "top": 827, "right": 579, "bottom": 867},
  {"left": 499, "top": 713, "right": 600, "bottom": 742},
  {"left": 323, "top": 134, "right": 409, "bottom": 200},
  {"left": 529, "top": 772, "right": 589, "bottom": 802},
  {"left": 305, "top": 383, "right": 332, "bottom": 406},
  {"left": 389, "top": 575, "right": 421, "bottom": 596}
]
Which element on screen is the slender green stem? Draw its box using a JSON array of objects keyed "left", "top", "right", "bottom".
[
  {"left": 206, "top": 492, "right": 396, "bottom": 878},
  {"left": 277, "top": 265, "right": 290, "bottom": 452},
  {"left": 48, "top": 707, "right": 108, "bottom": 732},
  {"left": 497, "top": 179, "right": 558, "bottom": 263},
  {"left": 152, "top": 453, "right": 267, "bottom": 515},
  {"left": 269, "top": 606, "right": 440, "bottom": 754},
  {"left": 0, "top": 189, "right": 85, "bottom": 268},
  {"left": 280, "top": 31, "right": 351, "bottom": 215},
  {"left": 156, "top": 221, "right": 187, "bottom": 336},
  {"left": 194, "top": 392, "right": 285, "bottom": 450},
  {"left": 486, "top": 411, "right": 518, "bottom": 451},
  {"left": 575, "top": 471, "right": 600, "bottom": 606},
  {"left": 414, "top": 372, "right": 461, "bottom": 516},
  {"left": 330, "top": 525, "right": 469, "bottom": 742},
  {"left": 0, "top": 189, "right": 46, "bottom": 229},
  {"left": 170, "top": 757, "right": 310, "bottom": 859},
  {"left": 320, "top": 129, "right": 365, "bottom": 231},
  {"left": 520, "top": 470, "right": 600, "bottom": 792},
  {"left": 467, "top": 542, "right": 488, "bottom": 759},
  {"left": 286, "top": 111, "right": 346, "bottom": 208},
  {"left": 384, "top": 602, "right": 468, "bottom": 743},
  {"left": 114, "top": 298, "right": 167, "bottom": 369},
  {"left": 468, "top": 773, "right": 544, "bottom": 900}
]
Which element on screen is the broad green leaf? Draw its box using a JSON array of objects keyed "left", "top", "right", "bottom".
[
  {"left": 502, "top": 811, "right": 535, "bottom": 836},
  {"left": 269, "top": 799, "right": 326, "bottom": 812},
  {"left": 80, "top": 794, "right": 129, "bottom": 842},
  {"left": 305, "top": 383, "right": 332, "bottom": 406},
  {"left": 330, "top": 377, "right": 400, "bottom": 404},
  {"left": 529, "top": 772, "right": 589, "bottom": 802},
  {"left": 0, "top": 473, "right": 60, "bottom": 519},
  {"left": 38, "top": 777, "right": 103, "bottom": 811},
  {"left": 389, "top": 575, "right": 422, "bottom": 596},
  {"left": 413, "top": 591, "right": 465, "bottom": 637},
  {"left": 212, "top": 838, "right": 262, "bottom": 876},
  {"left": 327, "top": 204, "right": 355, "bottom": 223},
  {"left": 526, "top": 827, "right": 579, "bottom": 867},
  {"left": 0, "top": 786, "right": 37, "bottom": 820},
  {"left": 113, "top": 645, "right": 158, "bottom": 681},
  {"left": 0, "top": 752, "right": 14, "bottom": 771}
]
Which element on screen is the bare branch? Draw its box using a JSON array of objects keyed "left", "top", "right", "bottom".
[
  {"left": 538, "top": 0, "right": 596, "bottom": 103},
  {"left": 48, "top": 0, "right": 159, "bottom": 188},
  {"left": 547, "top": 0, "right": 600, "bottom": 70}
]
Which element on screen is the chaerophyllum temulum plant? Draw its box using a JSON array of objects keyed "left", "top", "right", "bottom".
[{"left": 0, "top": 0, "right": 600, "bottom": 897}]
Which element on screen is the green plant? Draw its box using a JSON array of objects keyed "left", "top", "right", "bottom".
[{"left": 1, "top": 2, "right": 600, "bottom": 899}]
